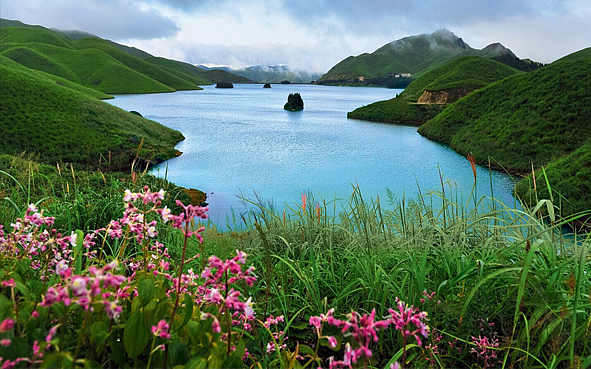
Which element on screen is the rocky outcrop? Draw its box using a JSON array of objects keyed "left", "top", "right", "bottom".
[
  {"left": 215, "top": 82, "right": 234, "bottom": 88},
  {"left": 417, "top": 88, "right": 472, "bottom": 104},
  {"left": 263, "top": 83, "right": 271, "bottom": 88},
  {"left": 284, "top": 93, "right": 304, "bottom": 111}
]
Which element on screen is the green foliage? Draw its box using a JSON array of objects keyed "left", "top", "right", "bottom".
[
  {"left": 0, "top": 154, "right": 198, "bottom": 231},
  {"left": 418, "top": 59, "right": 591, "bottom": 174},
  {"left": 283, "top": 93, "right": 304, "bottom": 111},
  {"left": 0, "top": 58, "right": 184, "bottom": 168}
]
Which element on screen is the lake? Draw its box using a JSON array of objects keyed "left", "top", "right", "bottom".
[{"left": 108, "top": 84, "right": 517, "bottom": 228}]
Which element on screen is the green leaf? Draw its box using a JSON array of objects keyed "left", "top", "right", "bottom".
[
  {"left": 74, "top": 229, "right": 85, "bottom": 275},
  {"left": 40, "top": 353, "right": 74, "bottom": 368},
  {"left": 89, "top": 321, "right": 109, "bottom": 347},
  {"left": 175, "top": 293, "right": 193, "bottom": 332},
  {"left": 138, "top": 277, "right": 155, "bottom": 308},
  {"left": 298, "top": 344, "right": 315, "bottom": 355},
  {"left": 124, "top": 311, "right": 150, "bottom": 358},
  {"left": 168, "top": 340, "right": 189, "bottom": 367}
]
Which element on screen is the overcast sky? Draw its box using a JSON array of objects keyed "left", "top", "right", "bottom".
[{"left": 2, "top": 0, "right": 591, "bottom": 72}]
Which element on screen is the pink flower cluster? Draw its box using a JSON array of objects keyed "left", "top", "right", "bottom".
[
  {"left": 40, "top": 261, "right": 128, "bottom": 319},
  {"left": 151, "top": 320, "right": 171, "bottom": 339},
  {"left": 388, "top": 299, "right": 430, "bottom": 346},
  {"left": 309, "top": 301, "right": 429, "bottom": 368},
  {"left": 470, "top": 335, "right": 499, "bottom": 368}
]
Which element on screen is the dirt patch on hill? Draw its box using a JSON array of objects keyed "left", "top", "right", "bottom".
[{"left": 417, "top": 88, "right": 473, "bottom": 104}]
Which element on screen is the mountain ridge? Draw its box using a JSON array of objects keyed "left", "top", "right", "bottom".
[{"left": 319, "top": 29, "right": 541, "bottom": 86}]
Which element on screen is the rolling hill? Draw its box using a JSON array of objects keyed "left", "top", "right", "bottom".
[
  {"left": 0, "top": 54, "right": 183, "bottom": 168},
  {"left": 416, "top": 54, "right": 591, "bottom": 216},
  {"left": 348, "top": 56, "right": 520, "bottom": 125},
  {"left": 0, "top": 19, "right": 252, "bottom": 93},
  {"left": 319, "top": 29, "right": 539, "bottom": 86}
]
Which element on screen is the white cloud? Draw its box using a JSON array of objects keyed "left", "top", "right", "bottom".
[{"left": 2, "top": 0, "right": 591, "bottom": 71}]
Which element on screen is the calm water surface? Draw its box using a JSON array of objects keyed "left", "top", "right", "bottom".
[{"left": 108, "top": 84, "right": 517, "bottom": 227}]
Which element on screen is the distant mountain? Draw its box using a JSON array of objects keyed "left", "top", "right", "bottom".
[
  {"left": 198, "top": 64, "right": 321, "bottom": 83},
  {"left": 0, "top": 18, "right": 251, "bottom": 92},
  {"left": 319, "top": 29, "right": 540, "bottom": 86}
]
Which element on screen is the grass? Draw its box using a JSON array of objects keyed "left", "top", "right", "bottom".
[
  {"left": 208, "top": 180, "right": 591, "bottom": 368},
  {"left": 0, "top": 152, "right": 589, "bottom": 367},
  {"left": 0, "top": 154, "right": 204, "bottom": 232},
  {"left": 0, "top": 55, "right": 184, "bottom": 168}
]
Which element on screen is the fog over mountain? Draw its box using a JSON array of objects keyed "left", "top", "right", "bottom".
[{"left": 197, "top": 64, "right": 322, "bottom": 83}]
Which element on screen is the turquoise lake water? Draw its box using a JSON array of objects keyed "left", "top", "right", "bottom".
[{"left": 108, "top": 84, "right": 517, "bottom": 227}]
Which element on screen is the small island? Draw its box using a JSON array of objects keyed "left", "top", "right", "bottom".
[
  {"left": 263, "top": 83, "right": 271, "bottom": 88},
  {"left": 284, "top": 93, "right": 304, "bottom": 111},
  {"left": 280, "top": 80, "right": 291, "bottom": 84},
  {"left": 215, "top": 82, "right": 234, "bottom": 88}
]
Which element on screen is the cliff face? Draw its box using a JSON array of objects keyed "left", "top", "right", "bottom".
[{"left": 417, "top": 88, "right": 472, "bottom": 104}]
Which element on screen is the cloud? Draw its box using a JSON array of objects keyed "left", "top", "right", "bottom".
[
  {"left": 1, "top": 0, "right": 180, "bottom": 40},
  {"left": 2, "top": 0, "right": 591, "bottom": 71}
]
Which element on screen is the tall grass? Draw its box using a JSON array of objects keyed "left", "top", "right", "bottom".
[
  {"left": 1, "top": 154, "right": 590, "bottom": 367},
  {"left": 207, "top": 180, "right": 591, "bottom": 368}
]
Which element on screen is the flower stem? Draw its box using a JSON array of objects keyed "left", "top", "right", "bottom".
[{"left": 163, "top": 221, "right": 190, "bottom": 369}]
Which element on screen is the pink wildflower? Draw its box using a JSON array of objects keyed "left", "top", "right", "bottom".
[
  {"left": 151, "top": 320, "right": 171, "bottom": 339},
  {"left": 0, "top": 318, "right": 14, "bottom": 333}
]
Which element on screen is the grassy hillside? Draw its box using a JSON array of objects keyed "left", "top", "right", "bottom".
[
  {"left": 72, "top": 38, "right": 207, "bottom": 90},
  {"left": 0, "top": 25, "right": 218, "bottom": 93},
  {"left": 348, "top": 98, "right": 444, "bottom": 125},
  {"left": 400, "top": 56, "right": 520, "bottom": 101},
  {"left": 0, "top": 55, "right": 183, "bottom": 168},
  {"left": 348, "top": 56, "right": 518, "bottom": 125},
  {"left": 515, "top": 141, "right": 591, "bottom": 217},
  {"left": 0, "top": 53, "right": 111, "bottom": 99},
  {"left": 418, "top": 59, "right": 591, "bottom": 173},
  {"left": 554, "top": 46, "right": 591, "bottom": 63}
]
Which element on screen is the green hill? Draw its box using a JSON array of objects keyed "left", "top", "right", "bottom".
[
  {"left": 319, "top": 29, "right": 537, "bottom": 86},
  {"left": 348, "top": 56, "right": 519, "bottom": 125},
  {"left": 417, "top": 55, "right": 591, "bottom": 217},
  {"left": 418, "top": 59, "right": 591, "bottom": 172},
  {"left": 71, "top": 37, "right": 209, "bottom": 89},
  {"left": 0, "top": 55, "right": 183, "bottom": 168},
  {"left": 515, "top": 142, "right": 591, "bottom": 217},
  {"left": 399, "top": 56, "right": 520, "bottom": 101},
  {"left": 553, "top": 47, "right": 591, "bottom": 63},
  {"left": 0, "top": 53, "right": 111, "bottom": 99}
]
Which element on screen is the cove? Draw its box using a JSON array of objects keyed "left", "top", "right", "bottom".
[{"left": 107, "top": 84, "right": 517, "bottom": 228}]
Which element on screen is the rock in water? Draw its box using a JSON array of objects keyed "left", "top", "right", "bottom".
[
  {"left": 215, "top": 82, "right": 234, "bottom": 88},
  {"left": 284, "top": 93, "right": 304, "bottom": 111},
  {"left": 263, "top": 83, "right": 271, "bottom": 88}
]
